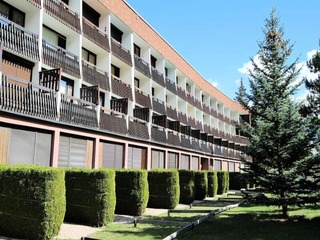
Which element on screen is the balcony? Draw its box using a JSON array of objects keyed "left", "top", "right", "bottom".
[
  {"left": 82, "top": 18, "right": 110, "bottom": 52},
  {"left": 110, "top": 98, "right": 128, "bottom": 114},
  {"left": 166, "top": 105, "right": 178, "bottom": 120},
  {"left": 134, "top": 55, "right": 151, "bottom": 77},
  {"left": 167, "top": 131, "right": 180, "bottom": 146},
  {"left": 151, "top": 67, "right": 165, "bottom": 87},
  {"left": 100, "top": 108, "right": 128, "bottom": 135},
  {"left": 181, "top": 134, "right": 191, "bottom": 149},
  {"left": 188, "top": 117, "right": 196, "bottom": 129},
  {"left": 27, "top": 0, "right": 41, "bottom": 8},
  {"left": 202, "top": 104, "right": 210, "bottom": 115},
  {"left": 0, "top": 16, "right": 39, "bottom": 61},
  {"left": 176, "top": 86, "right": 187, "bottom": 101},
  {"left": 110, "top": 75, "right": 133, "bottom": 101},
  {"left": 43, "top": 0, "right": 81, "bottom": 33},
  {"left": 166, "top": 77, "right": 176, "bottom": 94},
  {"left": 42, "top": 40, "right": 80, "bottom": 78},
  {"left": 128, "top": 117, "right": 149, "bottom": 140},
  {"left": 82, "top": 61, "right": 109, "bottom": 91},
  {"left": 135, "top": 88, "right": 151, "bottom": 108},
  {"left": 133, "top": 107, "right": 149, "bottom": 122},
  {"left": 178, "top": 111, "right": 188, "bottom": 125},
  {"left": 1, "top": 73, "right": 98, "bottom": 128},
  {"left": 111, "top": 38, "right": 132, "bottom": 66},
  {"left": 152, "top": 97, "right": 166, "bottom": 115},
  {"left": 151, "top": 125, "right": 167, "bottom": 144}
]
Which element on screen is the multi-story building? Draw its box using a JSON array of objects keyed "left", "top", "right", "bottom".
[{"left": 0, "top": 0, "right": 249, "bottom": 171}]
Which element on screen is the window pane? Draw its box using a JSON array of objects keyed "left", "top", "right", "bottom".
[
  {"left": 102, "top": 142, "right": 123, "bottom": 168},
  {"left": 43, "top": 27, "right": 59, "bottom": 46},
  {"left": 168, "top": 152, "right": 178, "bottom": 169},
  {"left": 180, "top": 154, "right": 190, "bottom": 170},
  {"left": 12, "top": 10, "right": 24, "bottom": 26},
  {"left": 0, "top": 3, "right": 10, "bottom": 17},
  {"left": 82, "top": 49, "right": 89, "bottom": 61},
  {"left": 88, "top": 53, "right": 96, "bottom": 65}
]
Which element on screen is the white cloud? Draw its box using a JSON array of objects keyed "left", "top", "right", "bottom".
[
  {"left": 207, "top": 78, "right": 219, "bottom": 88},
  {"left": 235, "top": 78, "right": 241, "bottom": 85},
  {"left": 292, "top": 89, "right": 309, "bottom": 103},
  {"left": 238, "top": 55, "right": 261, "bottom": 75}
]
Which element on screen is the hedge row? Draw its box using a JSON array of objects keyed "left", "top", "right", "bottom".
[
  {"left": 217, "top": 171, "right": 229, "bottom": 194},
  {"left": 207, "top": 171, "right": 218, "bottom": 197},
  {"left": 115, "top": 169, "right": 149, "bottom": 216},
  {"left": 194, "top": 171, "right": 208, "bottom": 200},
  {"left": 178, "top": 170, "right": 195, "bottom": 204},
  {"left": 147, "top": 169, "right": 180, "bottom": 209},
  {"left": 64, "top": 169, "right": 116, "bottom": 226},
  {"left": 0, "top": 165, "right": 65, "bottom": 240}
]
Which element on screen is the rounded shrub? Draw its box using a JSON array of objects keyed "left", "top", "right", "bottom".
[
  {"left": 115, "top": 169, "right": 149, "bottom": 216},
  {"left": 194, "top": 171, "right": 208, "bottom": 200},
  {"left": 148, "top": 169, "right": 180, "bottom": 209},
  {"left": 207, "top": 170, "right": 218, "bottom": 197},
  {"left": 64, "top": 168, "right": 116, "bottom": 227},
  {"left": 178, "top": 170, "right": 195, "bottom": 204}
]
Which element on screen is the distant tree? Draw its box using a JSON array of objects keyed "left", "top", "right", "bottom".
[{"left": 236, "top": 9, "right": 320, "bottom": 217}]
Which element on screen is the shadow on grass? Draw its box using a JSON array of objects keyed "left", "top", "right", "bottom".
[{"left": 177, "top": 206, "right": 320, "bottom": 240}]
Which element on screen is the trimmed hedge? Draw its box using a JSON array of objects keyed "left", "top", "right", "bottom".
[
  {"left": 194, "top": 171, "right": 208, "bottom": 200},
  {"left": 0, "top": 165, "right": 65, "bottom": 240},
  {"left": 115, "top": 169, "right": 149, "bottom": 216},
  {"left": 178, "top": 170, "right": 195, "bottom": 204},
  {"left": 207, "top": 171, "right": 218, "bottom": 197},
  {"left": 148, "top": 169, "right": 180, "bottom": 209},
  {"left": 217, "top": 171, "right": 228, "bottom": 195},
  {"left": 64, "top": 168, "right": 116, "bottom": 227}
]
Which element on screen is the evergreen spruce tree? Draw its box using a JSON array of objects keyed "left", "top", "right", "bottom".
[{"left": 236, "top": 10, "right": 320, "bottom": 217}]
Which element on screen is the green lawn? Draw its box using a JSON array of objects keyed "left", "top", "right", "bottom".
[{"left": 177, "top": 204, "right": 320, "bottom": 240}]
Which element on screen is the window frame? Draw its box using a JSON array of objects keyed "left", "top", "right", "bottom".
[
  {"left": 0, "top": 1, "right": 25, "bottom": 27},
  {"left": 82, "top": 47, "right": 97, "bottom": 65}
]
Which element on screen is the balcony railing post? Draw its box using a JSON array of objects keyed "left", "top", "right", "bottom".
[
  {"left": 96, "top": 105, "right": 101, "bottom": 127},
  {"left": 56, "top": 91, "right": 61, "bottom": 120}
]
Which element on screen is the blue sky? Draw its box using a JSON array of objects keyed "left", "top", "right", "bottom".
[{"left": 125, "top": 0, "right": 319, "bottom": 100}]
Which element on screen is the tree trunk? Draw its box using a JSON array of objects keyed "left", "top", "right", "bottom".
[{"left": 282, "top": 204, "right": 288, "bottom": 218}]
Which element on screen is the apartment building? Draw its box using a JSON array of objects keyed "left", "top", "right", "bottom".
[{"left": 0, "top": 0, "right": 250, "bottom": 171}]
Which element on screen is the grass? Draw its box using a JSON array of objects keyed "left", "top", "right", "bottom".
[{"left": 177, "top": 204, "right": 320, "bottom": 240}]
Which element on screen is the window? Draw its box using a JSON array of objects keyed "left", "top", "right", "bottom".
[
  {"left": 61, "top": 0, "right": 69, "bottom": 4},
  {"left": 152, "top": 87, "right": 155, "bottom": 96},
  {"left": 192, "top": 156, "right": 199, "bottom": 170},
  {"left": 180, "top": 154, "right": 190, "bottom": 170},
  {"left": 127, "top": 146, "right": 147, "bottom": 169},
  {"left": 82, "top": 48, "right": 97, "bottom": 65},
  {"left": 43, "top": 25, "right": 66, "bottom": 49},
  {"left": 176, "top": 76, "right": 179, "bottom": 84},
  {"left": 100, "top": 92, "right": 105, "bottom": 107},
  {"left": 151, "top": 150, "right": 165, "bottom": 169},
  {"left": 167, "top": 152, "right": 178, "bottom": 169},
  {"left": 134, "top": 78, "right": 140, "bottom": 88},
  {"left": 101, "top": 142, "right": 123, "bottom": 168},
  {"left": 60, "top": 77, "right": 74, "bottom": 96},
  {"left": 151, "top": 55, "right": 157, "bottom": 68},
  {"left": 83, "top": 2, "right": 100, "bottom": 26},
  {"left": 214, "top": 160, "right": 222, "bottom": 170},
  {"left": 58, "top": 136, "right": 93, "bottom": 168},
  {"left": 111, "top": 64, "right": 120, "bottom": 78},
  {"left": 133, "top": 44, "right": 141, "bottom": 57},
  {"left": 111, "top": 24, "right": 123, "bottom": 43},
  {"left": 0, "top": 1, "right": 25, "bottom": 27},
  {"left": 186, "top": 82, "right": 191, "bottom": 93},
  {"left": 229, "top": 162, "right": 235, "bottom": 172},
  {"left": 202, "top": 94, "right": 204, "bottom": 102},
  {"left": 165, "top": 67, "right": 168, "bottom": 77}
]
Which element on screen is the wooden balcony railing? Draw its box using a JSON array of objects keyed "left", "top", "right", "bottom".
[
  {"left": 44, "top": 0, "right": 81, "bottom": 33},
  {"left": 176, "top": 86, "right": 187, "bottom": 101},
  {"left": 188, "top": 117, "right": 196, "bottom": 129},
  {"left": 111, "top": 38, "right": 132, "bottom": 66},
  {"left": 0, "top": 74, "right": 57, "bottom": 120},
  {"left": 0, "top": 16, "right": 39, "bottom": 61},
  {"left": 128, "top": 117, "right": 149, "bottom": 140},
  {"left": 39, "top": 68, "right": 61, "bottom": 92},
  {"left": 59, "top": 93, "right": 98, "bottom": 128},
  {"left": 110, "top": 75, "right": 133, "bottom": 101},
  {"left": 82, "top": 61, "right": 110, "bottom": 91},
  {"left": 166, "top": 105, "right": 178, "bottom": 120},
  {"left": 166, "top": 77, "right": 176, "bottom": 94},
  {"left": 110, "top": 98, "right": 128, "bottom": 114},
  {"left": 134, "top": 55, "right": 151, "bottom": 77},
  {"left": 191, "top": 138, "right": 201, "bottom": 151},
  {"left": 181, "top": 125, "right": 191, "bottom": 136},
  {"left": 133, "top": 107, "right": 149, "bottom": 122},
  {"left": 203, "top": 104, "right": 210, "bottom": 114},
  {"left": 27, "top": 0, "right": 41, "bottom": 8},
  {"left": 194, "top": 98, "right": 202, "bottom": 110},
  {"left": 167, "top": 131, "right": 180, "bottom": 146},
  {"left": 151, "top": 67, "right": 165, "bottom": 87},
  {"left": 152, "top": 97, "right": 166, "bottom": 115},
  {"left": 178, "top": 111, "right": 188, "bottom": 125},
  {"left": 181, "top": 134, "right": 191, "bottom": 149},
  {"left": 152, "top": 115, "right": 167, "bottom": 128},
  {"left": 80, "top": 85, "right": 99, "bottom": 105},
  {"left": 100, "top": 108, "right": 128, "bottom": 135},
  {"left": 168, "top": 120, "right": 180, "bottom": 132},
  {"left": 82, "top": 18, "right": 110, "bottom": 52},
  {"left": 42, "top": 40, "right": 80, "bottom": 78},
  {"left": 135, "top": 88, "right": 151, "bottom": 108},
  {"left": 195, "top": 120, "right": 203, "bottom": 131},
  {"left": 151, "top": 125, "right": 167, "bottom": 144}
]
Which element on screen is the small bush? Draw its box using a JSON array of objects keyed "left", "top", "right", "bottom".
[
  {"left": 178, "top": 170, "right": 195, "bottom": 204},
  {"left": 115, "top": 169, "right": 149, "bottom": 216},
  {"left": 217, "top": 171, "right": 228, "bottom": 195},
  {"left": 194, "top": 171, "right": 208, "bottom": 200},
  {"left": 207, "top": 171, "right": 218, "bottom": 197},
  {"left": 148, "top": 169, "right": 179, "bottom": 209},
  {"left": 0, "top": 165, "right": 65, "bottom": 240},
  {"left": 64, "top": 168, "right": 116, "bottom": 227}
]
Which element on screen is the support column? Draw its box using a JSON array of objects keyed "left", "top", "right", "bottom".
[
  {"left": 123, "top": 142, "right": 129, "bottom": 169},
  {"left": 93, "top": 137, "right": 100, "bottom": 169},
  {"left": 51, "top": 129, "right": 60, "bottom": 167}
]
